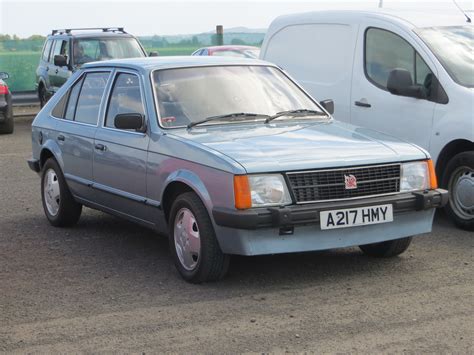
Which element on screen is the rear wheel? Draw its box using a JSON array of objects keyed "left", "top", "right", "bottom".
[
  {"left": 169, "top": 192, "right": 229, "bottom": 283},
  {"left": 0, "top": 112, "right": 13, "bottom": 134},
  {"left": 442, "top": 152, "right": 474, "bottom": 231},
  {"left": 359, "top": 237, "right": 412, "bottom": 257},
  {"left": 41, "top": 158, "right": 82, "bottom": 227},
  {"left": 39, "top": 85, "right": 47, "bottom": 108}
]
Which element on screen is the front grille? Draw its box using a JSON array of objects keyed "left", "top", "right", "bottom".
[{"left": 287, "top": 164, "right": 401, "bottom": 203}]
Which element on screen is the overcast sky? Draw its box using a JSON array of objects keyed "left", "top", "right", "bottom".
[{"left": 0, "top": 0, "right": 472, "bottom": 37}]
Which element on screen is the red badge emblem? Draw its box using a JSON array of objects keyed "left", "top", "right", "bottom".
[{"left": 344, "top": 174, "right": 357, "bottom": 189}]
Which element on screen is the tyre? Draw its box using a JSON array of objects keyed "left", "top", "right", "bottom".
[
  {"left": 0, "top": 113, "right": 13, "bottom": 134},
  {"left": 359, "top": 237, "right": 412, "bottom": 257},
  {"left": 169, "top": 192, "right": 230, "bottom": 283},
  {"left": 441, "top": 151, "right": 474, "bottom": 231},
  {"left": 41, "top": 158, "right": 82, "bottom": 227},
  {"left": 39, "top": 85, "right": 47, "bottom": 108}
]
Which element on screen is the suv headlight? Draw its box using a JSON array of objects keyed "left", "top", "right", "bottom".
[
  {"left": 400, "top": 160, "right": 437, "bottom": 192},
  {"left": 234, "top": 174, "right": 292, "bottom": 209}
]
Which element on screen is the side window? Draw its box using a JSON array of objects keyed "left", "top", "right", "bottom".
[
  {"left": 365, "top": 28, "right": 437, "bottom": 101},
  {"left": 64, "top": 76, "right": 85, "bottom": 120},
  {"left": 74, "top": 72, "right": 110, "bottom": 125},
  {"left": 42, "top": 40, "right": 53, "bottom": 62},
  {"left": 105, "top": 73, "right": 144, "bottom": 129},
  {"left": 51, "top": 40, "right": 62, "bottom": 64}
]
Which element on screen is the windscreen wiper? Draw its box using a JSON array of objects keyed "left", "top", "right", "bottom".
[
  {"left": 264, "top": 109, "right": 328, "bottom": 124},
  {"left": 187, "top": 112, "right": 270, "bottom": 129}
]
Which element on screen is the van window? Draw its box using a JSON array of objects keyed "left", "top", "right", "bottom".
[
  {"left": 42, "top": 40, "right": 53, "bottom": 62},
  {"left": 105, "top": 73, "right": 144, "bottom": 130},
  {"left": 365, "top": 28, "right": 433, "bottom": 89},
  {"left": 74, "top": 72, "right": 110, "bottom": 125}
]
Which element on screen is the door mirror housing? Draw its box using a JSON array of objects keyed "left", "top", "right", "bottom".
[
  {"left": 114, "top": 113, "right": 145, "bottom": 132},
  {"left": 387, "top": 68, "right": 425, "bottom": 99},
  {"left": 320, "top": 99, "right": 334, "bottom": 115},
  {"left": 149, "top": 51, "right": 159, "bottom": 57},
  {"left": 54, "top": 54, "right": 68, "bottom": 67},
  {"left": 0, "top": 72, "right": 9, "bottom": 80}
]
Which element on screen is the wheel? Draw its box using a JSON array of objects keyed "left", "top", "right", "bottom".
[
  {"left": 39, "top": 85, "right": 47, "bottom": 108},
  {"left": 169, "top": 192, "right": 229, "bottom": 283},
  {"left": 41, "top": 158, "right": 82, "bottom": 227},
  {"left": 441, "top": 151, "right": 474, "bottom": 231},
  {"left": 359, "top": 237, "right": 412, "bottom": 257},
  {"left": 0, "top": 113, "right": 13, "bottom": 134}
]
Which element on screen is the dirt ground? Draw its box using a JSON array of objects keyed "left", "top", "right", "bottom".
[{"left": 0, "top": 118, "right": 473, "bottom": 353}]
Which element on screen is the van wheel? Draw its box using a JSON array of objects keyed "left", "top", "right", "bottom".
[
  {"left": 41, "top": 158, "right": 82, "bottom": 227},
  {"left": 169, "top": 192, "right": 229, "bottom": 283},
  {"left": 442, "top": 152, "right": 474, "bottom": 231},
  {"left": 39, "top": 85, "right": 47, "bottom": 108},
  {"left": 0, "top": 113, "right": 13, "bottom": 134},
  {"left": 359, "top": 237, "right": 412, "bottom": 257}
]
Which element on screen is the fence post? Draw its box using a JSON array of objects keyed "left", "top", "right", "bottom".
[{"left": 216, "top": 25, "right": 224, "bottom": 46}]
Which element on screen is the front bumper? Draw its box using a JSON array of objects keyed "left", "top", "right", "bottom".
[{"left": 213, "top": 189, "right": 448, "bottom": 230}]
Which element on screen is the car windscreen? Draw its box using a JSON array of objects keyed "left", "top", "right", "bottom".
[
  {"left": 73, "top": 37, "right": 145, "bottom": 65},
  {"left": 415, "top": 26, "right": 473, "bottom": 88},
  {"left": 213, "top": 49, "right": 260, "bottom": 59},
  {"left": 152, "top": 65, "right": 324, "bottom": 128}
]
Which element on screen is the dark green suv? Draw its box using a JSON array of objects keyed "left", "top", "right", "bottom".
[{"left": 35, "top": 28, "right": 147, "bottom": 107}]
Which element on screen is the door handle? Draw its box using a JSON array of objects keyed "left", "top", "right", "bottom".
[
  {"left": 55, "top": 69, "right": 59, "bottom": 74},
  {"left": 94, "top": 143, "right": 107, "bottom": 151},
  {"left": 355, "top": 100, "right": 371, "bottom": 108},
  {"left": 57, "top": 134, "right": 65, "bottom": 141}
]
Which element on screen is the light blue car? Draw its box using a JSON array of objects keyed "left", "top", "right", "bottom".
[{"left": 28, "top": 56, "right": 448, "bottom": 283}]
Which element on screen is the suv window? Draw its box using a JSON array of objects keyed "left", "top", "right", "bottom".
[
  {"left": 365, "top": 28, "right": 433, "bottom": 89},
  {"left": 73, "top": 37, "right": 144, "bottom": 65},
  {"left": 51, "top": 40, "right": 69, "bottom": 64},
  {"left": 105, "top": 73, "right": 144, "bottom": 129},
  {"left": 74, "top": 72, "right": 110, "bottom": 125},
  {"left": 42, "top": 40, "right": 53, "bottom": 62}
]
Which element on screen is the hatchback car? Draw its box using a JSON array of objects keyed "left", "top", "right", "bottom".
[
  {"left": 36, "top": 27, "right": 147, "bottom": 107},
  {"left": 28, "top": 57, "right": 447, "bottom": 283},
  {"left": 0, "top": 72, "right": 13, "bottom": 134}
]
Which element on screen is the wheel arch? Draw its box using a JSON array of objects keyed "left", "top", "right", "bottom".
[
  {"left": 39, "top": 141, "right": 64, "bottom": 171},
  {"left": 436, "top": 139, "right": 474, "bottom": 183}
]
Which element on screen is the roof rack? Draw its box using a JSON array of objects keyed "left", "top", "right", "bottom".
[{"left": 51, "top": 27, "right": 127, "bottom": 35}]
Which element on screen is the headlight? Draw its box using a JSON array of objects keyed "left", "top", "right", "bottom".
[
  {"left": 400, "top": 161, "right": 431, "bottom": 192},
  {"left": 234, "top": 174, "right": 292, "bottom": 209}
]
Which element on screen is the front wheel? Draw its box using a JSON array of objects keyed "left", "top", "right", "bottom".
[
  {"left": 41, "top": 158, "right": 82, "bottom": 227},
  {"left": 39, "top": 85, "right": 47, "bottom": 108},
  {"left": 441, "top": 152, "right": 474, "bottom": 231},
  {"left": 359, "top": 237, "right": 412, "bottom": 257},
  {"left": 169, "top": 192, "right": 229, "bottom": 283}
]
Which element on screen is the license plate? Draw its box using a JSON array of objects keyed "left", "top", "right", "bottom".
[{"left": 320, "top": 204, "right": 393, "bottom": 230}]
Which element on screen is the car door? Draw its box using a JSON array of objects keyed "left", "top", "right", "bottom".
[
  {"left": 49, "top": 39, "right": 71, "bottom": 92},
  {"left": 50, "top": 70, "right": 111, "bottom": 201},
  {"left": 92, "top": 70, "right": 151, "bottom": 223},
  {"left": 350, "top": 22, "right": 439, "bottom": 151}
]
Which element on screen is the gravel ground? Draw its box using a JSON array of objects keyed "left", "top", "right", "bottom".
[{"left": 0, "top": 118, "right": 473, "bottom": 353}]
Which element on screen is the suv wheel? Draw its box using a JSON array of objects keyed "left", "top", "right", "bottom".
[
  {"left": 39, "top": 85, "right": 47, "bottom": 108},
  {"left": 169, "top": 192, "right": 229, "bottom": 283},
  {"left": 359, "top": 237, "right": 412, "bottom": 257},
  {"left": 442, "top": 151, "right": 474, "bottom": 231},
  {"left": 41, "top": 158, "right": 82, "bottom": 227}
]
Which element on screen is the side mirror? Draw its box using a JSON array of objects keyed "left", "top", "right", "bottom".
[
  {"left": 0, "top": 72, "right": 10, "bottom": 80},
  {"left": 149, "top": 51, "right": 159, "bottom": 57},
  {"left": 114, "top": 113, "right": 145, "bottom": 132},
  {"left": 320, "top": 99, "right": 334, "bottom": 115},
  {"left": 387, "top": 68, "right": 425, "bottom": 99},
  {"left": 54, "top": 54, "right": 68, "bottom": 67}
]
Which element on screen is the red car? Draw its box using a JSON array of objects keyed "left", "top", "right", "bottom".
[
  {"left": 191, "top": 45, "right": 260, "bottom": 59},
  {"left": 0, "top": 72, "right": 13, "bottom": 134}
]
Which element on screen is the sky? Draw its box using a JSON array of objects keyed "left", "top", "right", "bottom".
[{"left": 0, "top": 0, "right": 473, "bottom": 37}]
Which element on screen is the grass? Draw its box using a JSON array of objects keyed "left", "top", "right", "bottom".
[{"left": 0, "top": 47, "right": 201, "bottom": 92}]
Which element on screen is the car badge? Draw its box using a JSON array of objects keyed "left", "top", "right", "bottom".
[{"left": 344, "top": 174, "right": 357, "bottom": 189}]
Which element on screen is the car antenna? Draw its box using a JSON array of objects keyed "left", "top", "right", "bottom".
[{"left": 452, "top": 0, "right": 471, "bottom": 23}]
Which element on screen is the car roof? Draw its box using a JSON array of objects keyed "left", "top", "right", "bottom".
[
  {"left": 82, "top": 55, "right": 274, "bottom": 71},
  {"left": 268, "top": 9, "right": 470, "bottom": 32}
]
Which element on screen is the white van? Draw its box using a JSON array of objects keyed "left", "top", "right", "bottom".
[{"left": 261, "top": 9, "right": 473, "bottom": 230}]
